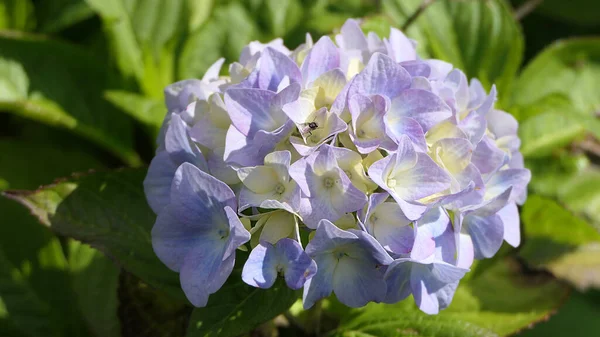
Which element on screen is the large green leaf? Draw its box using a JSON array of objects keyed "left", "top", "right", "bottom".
[
  {"left": 104, "top": 90, "right": 165, "bottom": 130},
  {"left": 556, "top": 170, "right": 600, "bottom": 228},
  {"left": 0, "top": 197, "right": 92, "bottom": 337},
  {"left": 119, "top": 273, "right": 190, "bottom": 337},
  {"left": 520, "top": 195, "right": 600, "bottom": 290},
  {"left": 518, "top": 290, "right": 600, "bottom": 337},
  {"left": 85, "top": 0, "right": 187, "bottom": 97},
  {"left": 3, "top": 169, "right": 184, "bottom": 299},
  {"left": 330, "top": 258, "right": 569, "bottom": 337},
  {"left": 186, "top": 271, "right": 298, "bottom": 337},
  {"left": 382, "top": 0, "right": 524, "bottom": 102},
  {"left": 0, "top": 34, "right": 141, "bottom": 166},
  {"left": 511, "top": 38, "right": 600, "bottom": 138},
  {"left": 68, "top": 241, "right": 121, "bottom": 337},
  {"left": 518, "top": 112, "right": 585, "bottom": 158}
]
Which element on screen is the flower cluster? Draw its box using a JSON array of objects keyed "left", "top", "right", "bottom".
[{"left": 144, "top": 19, "right": 530, "bottom": 314}]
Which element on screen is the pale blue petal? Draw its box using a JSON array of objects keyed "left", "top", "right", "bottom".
[
  {"left": 302, "top": 254, "right": 336, "bottom": 309},
  {"left": 278, "top": 238, "right": 317, "bottom": 289},
  {"left": 144, "top": 151, "right": 177, "bottom": 214},
  {"left": 179, "top": 242, "right": 233, "bottom": 307},
  {"left": 223, "top": 206, "right": 251, "bottom": 258},
  {"left": 166, "top": 114, "right": 208, "bottom": 172},
  {"left": 384, "top": 259, "right": 413, "bottom": 303},
  {"left": 333, "top": 258, "right": 387, "bottom": 307},
  {"left": 242, "top": 243, "right": 279, "bottom": 288},
  {"left": 306, "top": 219, "right": 358, "bottom": 255}
]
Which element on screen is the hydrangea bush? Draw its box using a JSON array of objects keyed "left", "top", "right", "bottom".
[{"left": 144, "top": 19, "right": 530, "bottom": 315}]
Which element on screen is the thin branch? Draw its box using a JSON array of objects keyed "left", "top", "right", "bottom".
[
  {"left": 514, "top": 0, "right": 544, "bottom": 21},
  {"left": 402, "top": 0, "right": 436, "bottom": 31}
]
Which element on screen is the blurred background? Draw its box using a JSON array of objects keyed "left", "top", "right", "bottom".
[{"left": 0, "top": 0, "right": 599, "bottom": 336}]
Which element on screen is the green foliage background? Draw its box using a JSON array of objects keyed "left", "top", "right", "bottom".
[{"left": 0, "top": 0, "right": 599, "bottom": 336}]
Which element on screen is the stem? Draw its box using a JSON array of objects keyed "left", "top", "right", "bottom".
[
  {"left": 313, "top": 299, "right": 323, "bottom": 337},
  {"left": 514, "top": 0, "right": 544, "bottom": 21},
  {"left": 402, "top": 0, "right": 436, "bottom": 31}
]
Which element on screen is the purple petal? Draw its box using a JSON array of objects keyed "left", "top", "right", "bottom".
[
  {"left": 348, "top": 53, "right": 411, "bottom": 99},
  {"left": 302, "top": 36, "right": 340, "bottom": 86},
  {"left": 165, "top": 114, "right": 208, "bottom": 171},
  {"left": 258, "top": 47, "right": 302, "bottom": 92},
  {"left": 485, "top": 169, "right": 531, "bottom": 205},
  {"left": 388, "top": 89, "right": 452, "bottom": 132},
  {"left": 385, "top": 116, "right": 427, "bottom": 152},
  {"left": 400, "top": 60, "right": 430, "bottom": 77},
  {"left": 458, "top": 109, "right": 487, "bottom": 144},
  {"left": 225, "top": 89, "right": 285, "bottom": 136},
  {"left": 464, "top": 213, "right": 504, "bottom": 259},
  {"left": 278, "top": 238, "right": 317, "bottom": 289},
  {"left": 499, "top": 202, "right": 520, "bottom": 247},
  {"left": 336, "top": 19, "right": 368, "bottom": 51},
  {"left": 385, "top": 28, "right": 417, "bottom": 62},
  {"left": 472, "top": 136, "right": 507, "bottom": 174}
]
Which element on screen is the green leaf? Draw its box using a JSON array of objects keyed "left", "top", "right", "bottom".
[
  {"left": 85, "top": 0, "right": 187, "bottom": 97},
  {"left": 0, "top": 0, "right": 35, "bottom": 31},
  {"left": 0, "top": 33, "right": 141, "bottom": 166},
  {"left": 33, "top": 0, "right": 94, "bottom": 33},
  {"left": 518, "top": 290, "right": 600, "bottom": 337},
  {"left": 330, "top": 258, "right": 569, "bottom": 337},
  {"left": 518, "top": 112, "right": 585, "bottom": 158},
  {"left": 382, "top": 0, "right": 524, "bottom": 102},
  {"left": 0, "top": 128, "right": 107, "bottom": 336},
  {"left": 543, "top": 243, "right": 600, "bottom": 291},
  {"left": 527, "top": 153, "right": 589, "bottom": 197},
  {"left": 68, "top": 241, "right": 121, "bottom": 337},
  {"left": 187, "top": 0, "right": 213, "bottom": 32},
  {"left": 104, "top": 90, "right": 165, "bottom": 130},
  {"left": 262, "top": 0, "right": 303, "bottom": 37},
  {"left": 514, "top": 0, "right": 600, "bottom": 27},
  {"left": 119, "top": 273, "right": 190, "bottom": 337},
  {"left": 520, "top": 195, "right": 600, "bottom": 290},
  {"left": 557, "top": 170, "right": 600, "bottom": 228},
  {"left": 179, "top": 3, "right": 258, "bottom": 80},
  {"left": 3, "top": 169, "right": 184, "bottom": 300},
  {"left": 0, "top": 198, "right": 89, "bottom": 337},
  {"left": 0, "top": 138, "right": 104, "bottom": 191},
  {"left": 0, "top": 247, "right": 53, "bottom": 337},
  {"left": 511, "top": 38, "right": 600, "bottom": 135},
  {"left": 186, "top": 274, "right": 298, "bottom": 337}
]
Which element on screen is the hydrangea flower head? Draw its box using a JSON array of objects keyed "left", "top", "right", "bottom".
[{"left": 144, "top": 18, "right": 530, "bottom": 314}]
